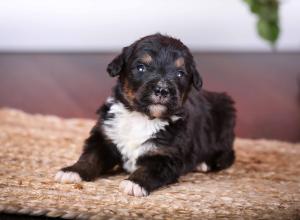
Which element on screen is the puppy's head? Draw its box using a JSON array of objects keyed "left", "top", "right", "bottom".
[{"left": 107, "top": 34, "right": 202, "bottom": 119}]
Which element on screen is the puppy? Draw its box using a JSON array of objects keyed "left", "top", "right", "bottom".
[{"left": 55, "top": 34, "right": 236, "bottom": 197}]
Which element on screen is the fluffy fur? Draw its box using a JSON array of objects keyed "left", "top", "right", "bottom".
[
  {"left": 55, "top": 34, "right": 236, "bottom": 197},
  {"left": 102, "top": 98, "right": 167, "bottom": 172}
]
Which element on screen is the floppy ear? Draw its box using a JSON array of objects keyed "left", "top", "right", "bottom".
[
  {"left": 191, "top": 63, "right": 203, "bottom": 90},
  {"left": 106, "top": 47, "right": 130, "bottom": 77},
  {"left": 106, "top": 54, "right": 124, "bottom": 77}
]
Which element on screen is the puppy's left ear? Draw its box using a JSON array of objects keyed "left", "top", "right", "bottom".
[
  {"left": 106, "top": 47, "right": 129, "bottom": 77},
  {"left": 191, "top": 64, "right": 203, "bottom": 90}
]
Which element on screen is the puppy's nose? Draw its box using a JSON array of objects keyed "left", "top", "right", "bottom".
[{"left": 154, "top": 86, "right": 170, "bottom": 97}]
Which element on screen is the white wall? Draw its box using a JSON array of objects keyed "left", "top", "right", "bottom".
[{"left": 0, "top": 0, "right": 299, "bottom": 52}]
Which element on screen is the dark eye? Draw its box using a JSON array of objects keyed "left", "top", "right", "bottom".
[
  {"left": 176, "top": 70, "right": 185, "bottom": 78},
  {"left": 136, "top": 64, "right": 146, "bottom": 73}
]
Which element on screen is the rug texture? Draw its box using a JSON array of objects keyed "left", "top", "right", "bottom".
[{"left": 0, "top": 108, "right": 299, "bottom": 219}]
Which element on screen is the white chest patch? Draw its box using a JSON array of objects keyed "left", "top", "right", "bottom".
[{"left": 102, "top": 98, "right": 169, "bottom": 173}]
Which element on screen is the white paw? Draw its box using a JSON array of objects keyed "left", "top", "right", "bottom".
[
  {"left": 119, "top": 180, "right": 148, "bottom": 197},
  {"left": 196, "top": 162, "right": 210, "bottom": 173},
  {"left": 55, "top": 171, "right": 82, "bottom": 183}
]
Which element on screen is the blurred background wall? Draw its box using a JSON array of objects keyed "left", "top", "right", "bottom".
[{"left": 0, "top": 0, "right": 299, "bottom": 52}]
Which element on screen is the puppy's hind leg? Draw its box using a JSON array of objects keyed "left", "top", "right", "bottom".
[
  {"left": 55, "top": 127, "right": 120, "bottom": 183},
  {"left": 206, "top": 149, "right": 235, "bottom": 172},
  {"left": 204, "top": 91, "right": 236, "bottom": 172}
]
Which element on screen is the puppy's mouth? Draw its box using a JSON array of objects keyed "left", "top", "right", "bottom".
[
  {"left": 147, "top": 93, "right": 170, "bottom": 118},
  {"left": 148, "top": 104, "right": 167, "bottom": 118},
  {"left": 133, "top": 83, "right": 180, "bottom": 119},
  {"left": 150, "top": 94, "right": 169, "bottom": 105}
]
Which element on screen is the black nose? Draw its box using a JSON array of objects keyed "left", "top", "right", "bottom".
[{"left": 154, "top": 86, "right": 170, "bottom": 97}]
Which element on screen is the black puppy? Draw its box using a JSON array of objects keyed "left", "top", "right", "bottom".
[{"left": 55, "top": 34, "right": 236, "bottom": 196}]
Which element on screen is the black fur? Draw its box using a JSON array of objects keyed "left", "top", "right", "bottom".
[{"left": 60, "top": 34, "right": 236, "bottom": 195}]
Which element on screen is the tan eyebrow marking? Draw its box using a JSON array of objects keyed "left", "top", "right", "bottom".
[
  {"left": 123, "top": 79, "right": 135, "bottom": 105},
  {"left": 175, "top": 57, "right": 185, "bottom": 68},
  {"left": 141, "top": 53, "right": 152, "bottom": 64}
]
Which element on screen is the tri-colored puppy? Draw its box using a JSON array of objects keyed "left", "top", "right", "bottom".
[{"left": 55, "top": 34, "right": 236, "bottom": 196}]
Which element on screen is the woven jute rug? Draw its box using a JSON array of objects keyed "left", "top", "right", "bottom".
[{"left": 0, "top": 108, "right": 299, "bottom": 219}]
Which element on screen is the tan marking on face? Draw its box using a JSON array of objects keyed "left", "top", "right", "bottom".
[
  {"left": 141, "top": 53, "right": 152, "bottom": 64},
  {"left": 148, "top": 104, "right": 167, "bottom": 118},
  {"left": 175, "top": 57, "right": 184, "bottom": 68},
  {"left": 123, "top": 79, "right": 135, "bottom": 105}
]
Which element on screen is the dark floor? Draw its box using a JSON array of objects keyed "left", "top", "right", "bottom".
[{"left": 0, "top": 52, "right": 299, "bottom": 143}]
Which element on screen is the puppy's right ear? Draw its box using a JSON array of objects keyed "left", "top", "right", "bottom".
[{"left": 106, "top": 47, "right": 128, "bottom": 77}]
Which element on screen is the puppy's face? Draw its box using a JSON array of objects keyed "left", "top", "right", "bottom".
[{"left": 107, "top": 34, "right": 202, "bottom": 119}]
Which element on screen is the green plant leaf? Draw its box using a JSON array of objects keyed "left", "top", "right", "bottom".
[
  {"left": 257, "top": 19, "right": 279, "bottom": 44},
  {"left": 244, "top": 0, "right": 280, "bottom": 46},
  {"left": 258, "top": 5, "right": 278, "bottom": 21}
]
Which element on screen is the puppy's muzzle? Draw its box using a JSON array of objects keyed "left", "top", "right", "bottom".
[
  {"left": 151, "top": 81, "right": 171, "bottom": 104},
  {"left": 154, "top": 85, "right": 170, "bottom": 98}
]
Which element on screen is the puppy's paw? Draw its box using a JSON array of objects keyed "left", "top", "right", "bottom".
[
  {"left": 196, "top": 162, "right": 210, "bottom": 173},
  {"left": 119, "top": 180, "right": 149, "bottom": 197},
  {"left": 55, "top": 170, "right": 82, "bottom": 183}
]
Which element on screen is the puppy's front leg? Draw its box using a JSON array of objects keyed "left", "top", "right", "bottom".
[
  {"left": 119, "top": 154, "right": 182, "bottom": 196},
  {"left": 55, "top": 128, "right": 120, "bottom": 183}
]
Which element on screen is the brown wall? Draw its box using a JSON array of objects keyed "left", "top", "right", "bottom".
[{"left": 0, "top": 53, "right": 299, "bottom": 142}]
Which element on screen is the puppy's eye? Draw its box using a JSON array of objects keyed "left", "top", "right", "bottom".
[
  {"left": 176, "top": 70, "right": 185, "bottom": 78},
  {"left": 136, "top": 64, "right": 146, "bottom": 73}
]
